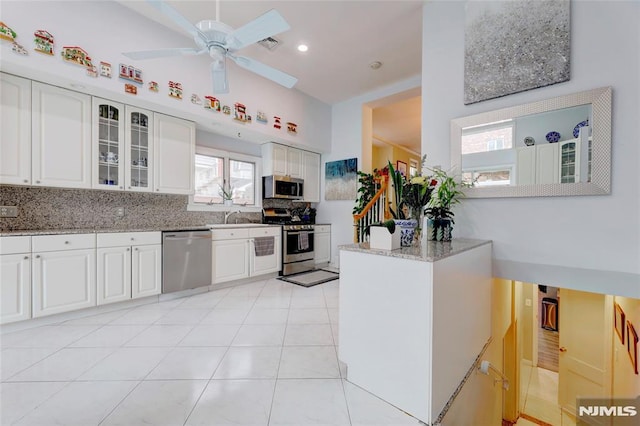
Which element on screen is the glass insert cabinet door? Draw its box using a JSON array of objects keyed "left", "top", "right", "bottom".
[
  {"left": 559, "top": 139, "right": 581, "bottom": 183},
  {"left": 95, "top": 100, "right": 124, "bottom": 189},
  {"left": 125, "top": 107, "right": 153, "bottom": 191}
]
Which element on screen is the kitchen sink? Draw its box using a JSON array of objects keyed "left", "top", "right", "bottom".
[{"left": 206, "top": 223, "right": 276, "bottom": 229}]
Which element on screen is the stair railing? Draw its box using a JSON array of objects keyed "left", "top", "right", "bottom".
[{"left": 353, "top": 175, "right": 389, "bottom": 243}]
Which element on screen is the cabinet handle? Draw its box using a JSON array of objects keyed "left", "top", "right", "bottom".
[
  {"left": 119, "top": 186, "right": 123, "bottom": 189},
  {"left": 156, "top": 189, "right": 159, "bottom": 192},
  {"left": 24, "top": 255, "right": 29, "bottom": 260},
  {"left": 131, "top": 238, "right": 135, "bottom": 241},
  {"left": 128, "top": 186, "right": 131, "bottom": 189},
  {"left": 559, "top": 347, "right": 567, "bottom": 353},
  {"left": 126, "top": 248, "right": 130, "bottom": 251},
  {"left": 64, "top": 241, "right": 70, "bottom": 244},
  {"left": 23, "top": 179, "right": 28, "bottom": 183},
  {"left": 36, "top": 180, "right": 41, "bottom": 184},
  {"left": 36, "top": 255, "right": 40, "bottom": 258},
  {"left": 134, "top": 248, "right": 138, "bottom": 251}
]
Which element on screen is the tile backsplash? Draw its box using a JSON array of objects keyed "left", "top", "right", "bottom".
[{"left": 0, "top": 186, "right": 262, "bottom": 231}]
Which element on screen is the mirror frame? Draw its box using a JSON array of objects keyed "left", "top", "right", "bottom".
[{"left": 451, "top": 86, "right": 612, "bottom": 198}]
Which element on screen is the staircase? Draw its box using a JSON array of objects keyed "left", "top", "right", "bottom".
[{"left": 353, "top": 176, "right": 389, "bottom": 243}]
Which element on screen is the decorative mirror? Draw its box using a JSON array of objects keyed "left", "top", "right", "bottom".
[{"left": 451, "top": 87, "right": 612, "bottom": 198}]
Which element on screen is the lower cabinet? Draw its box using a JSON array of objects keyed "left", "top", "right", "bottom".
[
  {"left": 314, "top": 225, "right": 331, "bottom": 265},
  {"left": 0, "top": 236, "right": 32, "bottom": 324},
  {"left": 32, "top": 239, "right": 97, "bottom": 318},
  {"left": 212, "top": 226, "right": 281, "bottom": 284},
  {"left": 97, "top": 232, "right": 161, "bottom": 305}
]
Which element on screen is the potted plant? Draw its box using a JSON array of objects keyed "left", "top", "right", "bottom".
[
  {"left": 367, "top": 219, "right": 401, "bottom": 250},
  {"left": 219, "top": 180, "right": 234, "bottom": 206},
  {"left": 425, "top": 168, "right": 465, "bottom": 241}
]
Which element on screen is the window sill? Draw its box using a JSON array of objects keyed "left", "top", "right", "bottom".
[{"left": 187, "top": 203, "right": 263, "bottom": 213}]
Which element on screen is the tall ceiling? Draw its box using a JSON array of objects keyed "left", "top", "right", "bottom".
[{"left": 116, "top": 0, "right": 423, "bottom": 105}]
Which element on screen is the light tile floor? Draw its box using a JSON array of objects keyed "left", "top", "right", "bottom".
[
  {"left": 517, "top": 362, "right": 576, "bottom": 426},
  {"left": 1, "top": 277, "right": 421, "bottom": 426}
]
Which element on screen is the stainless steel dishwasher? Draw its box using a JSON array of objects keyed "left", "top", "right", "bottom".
[{"left": 162, "top": 230, "right": 212, "bottom": 294}]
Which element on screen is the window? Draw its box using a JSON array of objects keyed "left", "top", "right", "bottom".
[
  {"left": 462, "top": 119, "right": 514, "bottom": 154},
  {"left": 190, "top": 147, "right": 260, "bottom": 210},
  {"left": 409, "top": 159, "right": 419, "bottom": 178},
  {"left": 463, "top": 167, "right": 513, "bottom": 187}
]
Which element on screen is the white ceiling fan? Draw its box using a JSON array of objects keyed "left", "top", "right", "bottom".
[{"left": 122, "top": 0, "right": 298, "bottom": 94}]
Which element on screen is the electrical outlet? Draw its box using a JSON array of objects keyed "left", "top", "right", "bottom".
[
  {"left": 525, "top": 298, "right": 532, "bottom": 307},
  {"left": 116, "top": 207, "right": 125, "bottom": 217},
  {"left": 0, "top": 206, "right": 18, "bottom": 217}
]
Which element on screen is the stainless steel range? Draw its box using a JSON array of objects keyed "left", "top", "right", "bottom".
[{"left": 263, "top": 208, "right": 315, "bottom": 276}]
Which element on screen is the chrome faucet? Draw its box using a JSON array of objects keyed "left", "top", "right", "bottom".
[{"left": 224, "top": 210, "right": 241, "bottom": 224}]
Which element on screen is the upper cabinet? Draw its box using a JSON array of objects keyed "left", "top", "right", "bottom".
[
  {"left": 302, "top": 150, "right": 321, "bottom": 203},
  {"left": 0, "top": 74, "right": 31, "bottom": 185},
  {"left": 126, "top": 107, "right": 154, "bottom": 192},
  {"left": 92, "top": 98, "right": 125, "bottom": 190},
  {"left": 153, "top": 113, "right": 195, "bottom": 195},
  {"left": 262, "top": 142, "right": 304, "bottom": 179},
  {"left": 262, "top": 142, "right": 321, "bottom": 202},
  {"left": 32, "top": 82, "right": 92, "bottom": 189}
]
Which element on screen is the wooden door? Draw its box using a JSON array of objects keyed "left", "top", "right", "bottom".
[{"left": 558, "top": 289, "right": 612, "bottom": 418}]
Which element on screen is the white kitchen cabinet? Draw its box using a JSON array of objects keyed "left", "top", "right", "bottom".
[
  {"left": 249, "top": 227, "right": 281, "bottom": 276},
  {"left": 536, "top": 143, "right": 559, "bottom": 184},
  {"left": 31, "top": 234, "right": 96, "bottom": 318},
  {"left": 0, "top": 236, "right": 32, "bottom": 324},
  {"left": 559, "top": 139, "right": 581, "bottom": 183},
  {"left": 97, "top": 246, "right": 131, "bottom": 305},
  {"left": 0, "top": 73, "right": 31, "bottom": 186},
  {"left": 153, "top": 113, "right": 195, "bottom": 195},
  {"left": 262, "top": 143, "right": 304, "bottom": 178},
  {"left": 211, "top": 226, "right": 281, "bottom": 284},
  {"left": 314, "top": 225, "right": 331, "bottom": 265},
  {"left": 132, "top": 243, "right": 162, "bottom": 298},
  {"left": 125, "top": 106, "right": 154, "bottom": 192},
  {"left": 32, "top": 82, "right": 92, "bottom": 189},
  {"left": 213, "top": 238, "right": 251, "bottom": 283},
  {"left": 97, "top": 232, "right": 161, "bottom": 304},
  {"left": 92, "top": 98, "right": 125, "bottom": 190},
  {"left": 516, "top": 144, "right": 559, "bottom": 185},
  {"left": 302, "top": 150, "right": 321, "bottom": 202}
]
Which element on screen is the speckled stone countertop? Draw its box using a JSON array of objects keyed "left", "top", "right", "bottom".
[
  {"left": 339, "top": 238, "right": 491, "bottom": 262},
  {"left": 0, "top": 226, "right": 212, "bottom": 237}
]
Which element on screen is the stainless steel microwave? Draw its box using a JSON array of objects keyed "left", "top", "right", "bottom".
[{"left": 263, "top": 175, "right": 304, "bottom": 199}]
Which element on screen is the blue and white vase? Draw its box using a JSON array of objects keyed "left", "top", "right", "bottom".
[{"left": 394, "top": 219, "right": 418, "bottom": 247}]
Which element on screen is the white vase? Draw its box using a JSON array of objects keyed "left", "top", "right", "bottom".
[
  {"left": 223, "top": 199, "right": 233, "bottom": 207},
  {"left": 369, "top": 227, "right": 401, "bottom": 250}
]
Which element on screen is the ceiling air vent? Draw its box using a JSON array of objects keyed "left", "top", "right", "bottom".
[{"left": 258, "top": 36, "right": 281, "bottom": 51}]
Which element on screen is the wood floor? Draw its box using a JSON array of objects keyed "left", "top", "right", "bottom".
[{"left": 537, "top": 327, "right": 559, "bottom": 372}]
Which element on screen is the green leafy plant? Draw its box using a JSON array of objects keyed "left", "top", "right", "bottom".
[
  {"left": 353, "top": 171, "right": 379, "bottom": 214},
  {"left": 425, "top": 168, "right": 465, "bottom": 222},
  {"left": 401, "top": 155, "right": 436, "bottom": 221},
  {"left": 365, "top": 219, "right": 397, "bottom": 236},
  {"left": 218, "top": 180, "right": 234, "bottom": 201},
  {"left": 388, "top": 160, "right": 407, "bottom": 219}
]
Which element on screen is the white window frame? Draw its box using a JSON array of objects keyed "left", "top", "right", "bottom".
[
  {"left": 461, "top": 119, "right": 514, "bottom": 154},
  {"left": 462, "top": 164, "right": 514, "bottom": 187},
  {"left": 188, "top": 146, "right": 263, "bottom": 212}
]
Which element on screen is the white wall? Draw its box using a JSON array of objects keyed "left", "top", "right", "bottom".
[
  {"left": 422, "top": 0, "right": 640, "bottom": 298},
  {"left": 316, "top": 75, "right": 421, "bottom": 265},
  {"left": 1, "top": 0, "right": 331, "bottom": 152}
]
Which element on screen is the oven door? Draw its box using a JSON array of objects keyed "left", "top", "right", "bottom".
[{"left": 283, "top": 230, "right": 315, "bottom": 263}]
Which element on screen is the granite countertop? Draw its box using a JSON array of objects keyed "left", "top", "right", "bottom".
[
  {"left": 339, "top": 238, "right": 491, "bottom": 263},
  {"left": 0, "top": 225, "right": 211, "bottom": 237}
]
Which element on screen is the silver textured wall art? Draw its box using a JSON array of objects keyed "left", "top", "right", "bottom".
[{"left": 464, "top": 0, "right": 570, "bottom": 105}]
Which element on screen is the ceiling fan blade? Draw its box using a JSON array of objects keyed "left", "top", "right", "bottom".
[
  {"left": 147, "top": 0, "right": 206, "bottom": 40},
  {"left": 230, "top": 55, "right": 297, "bottom": 89},
  {"left": 225, "top": 9, "right": 290, "bottom": 51},
  {"left": 211, "top": 56, "right": 229, "bottom": 94},
  {"left": 123, "top": 47, "right": 205, "bottom": 60}
]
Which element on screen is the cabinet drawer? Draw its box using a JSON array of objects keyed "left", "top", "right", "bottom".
[
  {"left": 211, "top": 228, "right": 250, "bottom": 240},
  {"left": 32, "top": 233, "right": 95, "bottom": 252},
  {"left": 97, "top": 231, "right": 161, "bottom": 247},
  {"left": 314, "top": 225, "right": 331, "bottom": 234},
  {"left": 249, "top": 227, "right": 281, "bottom": 238},
  {"left": 0, "top": 236, "right": 31, "bottom": 255}
]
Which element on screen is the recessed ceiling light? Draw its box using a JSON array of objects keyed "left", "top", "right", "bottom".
[
  {"left": 369, "top": 61, "right": 383, "bottom": 70},
  {"left": 297, "top": 44, "right": 309, "bottom": 53}
]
